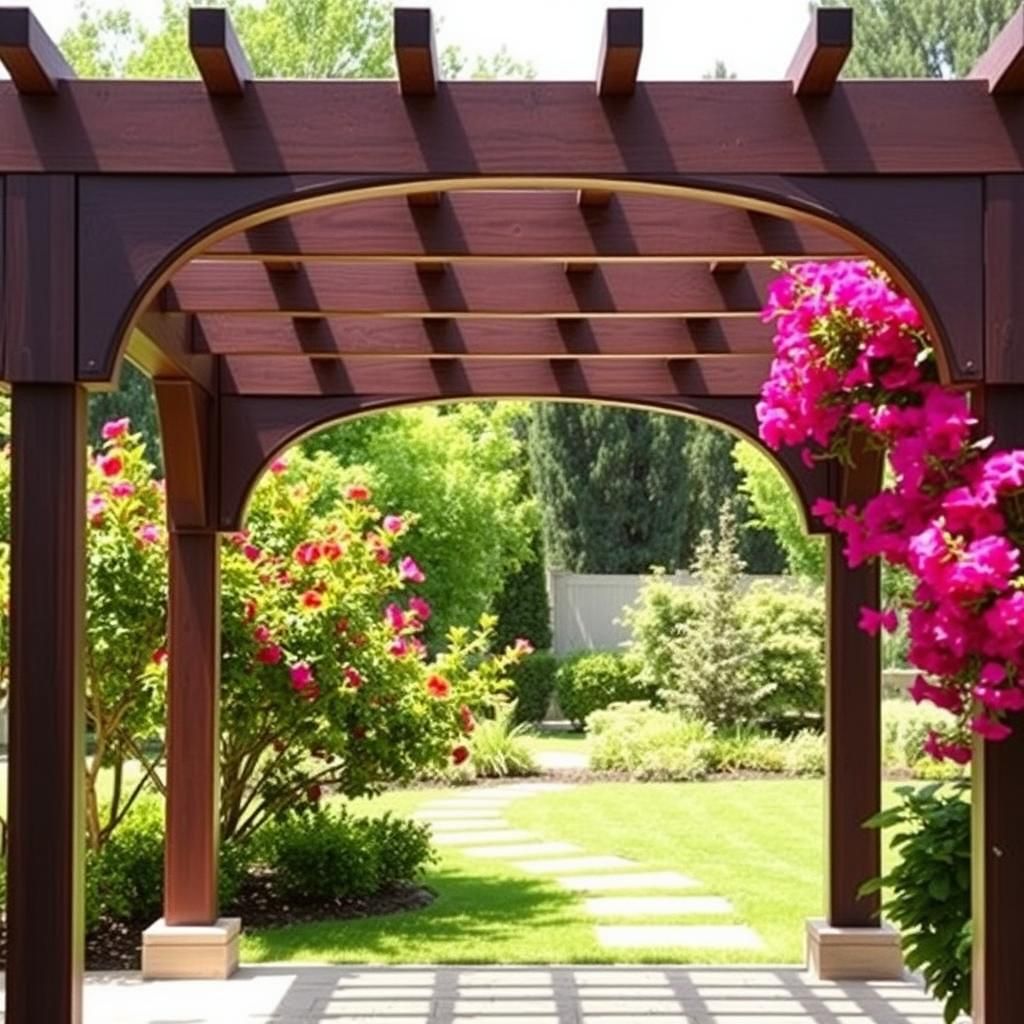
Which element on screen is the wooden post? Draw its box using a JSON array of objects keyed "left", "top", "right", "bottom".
[{"left": 7, "top": 384, "right": 86, "bottom": 1024}]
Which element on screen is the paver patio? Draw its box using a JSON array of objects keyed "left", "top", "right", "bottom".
[{"left": 0, "top": 965, "right": 958, "bottom": 1023}]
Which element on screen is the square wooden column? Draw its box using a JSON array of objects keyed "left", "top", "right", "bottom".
[{"left": 7, "top": 384, "right": 87, "bottom": 1024}]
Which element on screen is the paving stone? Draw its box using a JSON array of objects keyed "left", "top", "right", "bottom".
[
  {"left": 455, "top": 999, "right": 558, "bottom": 1014},
  {"left": 424, "top": 818, "right": 508, "bottom": 831},
  {"left": 559, "top": 871, "right": 698, "bottom": 892},
  {"left": 584, "top": 895, "right": 732, "bottom": 916},
  {"left": 453, "top": 1018, "right": 560, "bottom": 1024},
  {"left": 413, "top": 809, "right": 506, "bottom": 820},
  {"left": 582, "top": 1017, "right": 690, "bottom": 1024},
  {"left": 515, "top": 854, "right": 636, "bottom": 874},
  {"left": 457, "top": 970, "right": 554, "bottom": 985},
  {"left": 432, "top": 829, "right": 535, "bottom": 846},
  {"left": 463, "top": 841, "right": 581, "bottom": 859},
  {"left": 596, "top": 924, "right": 763, "bottom": 949},
  {"left": 579, "top": 999, "right": 684, "bottom": 1013},
  {"left": 573, "top": 970, "right": 670, "bottom": 985}
]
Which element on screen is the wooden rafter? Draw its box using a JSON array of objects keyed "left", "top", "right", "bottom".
[
  {"left": 192, "top": 315, "right": 776, "bottom": 359},
  {"left": 0, "top": 7, "right": 74, "bottom": 95},
  {"left": 164, "top": 261, "right": 774, "bottom": 317},
  {"left": 970, "top": 5, "right": 1024, "bottom": 94},
  {"left": 207, "top": 192, "right": 856, "bottom": 263},
  {"left": 787, "top": 7, "right": 853, "bottom": 96},
  {"left": 394, "top": 8, "right": 438, "bottom": 96},
  {"left": 189, "top": 8, "right": 252, "bottom": 97}
]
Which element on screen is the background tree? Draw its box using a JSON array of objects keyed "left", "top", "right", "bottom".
[{"left": 820, "top": 0, "right": 1018, "bottom": 78}]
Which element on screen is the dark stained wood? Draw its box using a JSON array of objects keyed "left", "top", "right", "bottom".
[
  {"left": 128, "top": 313, "right": 215, "bottom": 394},
  {"left": 208, "top": 191, "right": 857, "bottom": 263},
  {"left": 984, "top": 175, "right": 1024, "bottom": 383},
  {"left": 166, "top": 261, "right": 775, "bottom": 317},
  {"left": 194, "top": 315, "right": 775, "bottom": 358},
  {"left": 710, "top": 260, "right": 744, "bottom": 275},
  {"left": 219, "top": 354, "right": 774, "bottom": 397},
  {"left": 165, "top": 529, "right": 221, "bottom": 926},
  {"left": 394, "top": 8, "right": 438, "bottom": 96},
  {"left": 189, "top": 8, "right": 252, "bottom": 97},
  {"left": 597, "top": 9, "right": 643, "bottom": 97},
  {"left": 578, "top": 189, "right": 613, "bottom": 208},
  {"left": 406, "top": 190, "right": 442, "bottom": 208},
  {"left": 972, "top": 384, "right": 1024, "bottom": 1024},
  {"left": 155, "top": 380, "right": 215, "bottom": 529},
  {"left": 970, "top": 5, "right": 1024, "bottom": 94},
  {"left": 3, "top": 175, "right": 76, "bottom": 382},
  {"left": 7, "top": 384, "right": 86, "bottom": 1024},
  {"left": 0, "top": 7, "right": 75, "bottom": 95},
  {"left": 7, "top": 80, "right": 1024, "bottom": 174},
  {"left": 787, "top": 7, "right": 852, "bottom": 96},
  {"left": 825, "top": 452, "right": 883, "bottom": 927}
]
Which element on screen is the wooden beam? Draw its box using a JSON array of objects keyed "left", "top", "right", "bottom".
[
  {"left": 710, "top": 261, "right": 745, "bottom": 275},
  {"left": 5, "top": 79, "right": 1024, "bottom": 175},
  {"left": 787, "top": 7, "right": 853, "bottom": 96},
  {"left": 7, "top": 384, "right": 86, "bottom": 1024},
  {"left": 597, "top": 8, "right": 643, "bottom": 97},
  {"left": 394, "top": 8, "right": 438, "bottom": 97},
  {"left": 970, "top": 5, "right": 1024, "bottom": 94},
  {"left": 207, "top": 192, "right": 856, "bottom": 263},
  {"left": 127, "top": 312, "right": 215, "bottom": 394},
  {"left": 219, "top": 354, "right": 774, "bottom": 397},
  {"left": 0, "top": 7, "right": 75, "bottom": 95},
  {"left": 166, "top": 261, "right": 774, "bottom": 318},
  {"left": 154, "top": 379, "right": 214, "bottom": 529},
  {"left": 194, "top": 315, "right": 776, "bottom": 358},
  {"left": 189, "top": 7, "right": 252, "bottom": 97}
]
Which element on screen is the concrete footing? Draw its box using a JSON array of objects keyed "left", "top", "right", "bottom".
[
  {"left": 805, "top": 918, "right": 904, "bottom": 980},
  {"left": 141, "top": 917, "right": 241, "bottom": 980}
]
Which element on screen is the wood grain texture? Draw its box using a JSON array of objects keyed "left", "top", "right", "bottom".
[
  {"left": 597, "top": 9, "right": 643, "bottom": 97},
  {"left": 207, "top": 191, "right": 856, "bottom": 262},
  {"left": 166, "top": 261, "right": 774, "bottom": 317},
  {"left": 0, "top": 7, "right": 75, "bottom": 95},
  {"left": 970, "top": 5, "right": 1024, "bottom": 94},
  {"left": 6, "top": 384, "right": 86, "bottom": 1024},
  {"left": 394, "top": 8, "right": 437, "bottom": 96},
  {"left": 129, "top": 313, "right": 215, "bottom": 394},
  {"left": 193, "top": 316, "right": 776, "bottom": 358},
  {"left": 219, "top": 354, "right": 773, "bottom": 396},
  {"left": 155, "top": 379, "right": 216, "bottom": 529},
  {"left": 3, "top": 175, "right": 76, "bottom": 382},
  {"left": 4, "top": 80, "right": 1024, "bottom": 174},
  {"left": 787, "top": 7, "right": 852, "bottom": 96},
  {"left": 984, "top": 175, "right": 1024, "bottom": 383},
  {"left": 189, "top": 8, "right": 252, "bottom": 97}
]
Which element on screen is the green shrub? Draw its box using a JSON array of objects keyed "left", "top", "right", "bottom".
[
  {"left": 490, "top": 549, "right": 553, "bottom": 652},
  {"left": 739, "top": 583, "right": 825, "bottom": 719},
  {"left": 882, "top": 699, "right": 966, "bottom": 778},
  {"left": 588, "top": 703, "right": 715, "bottom": 781},
  {"left": 862, "top": 782, "right": 971, "bottom": 1024},
  {"left": 556, "top": 652, "right": 647, "bottom": 728},
  {"left": 470, "top": 702, "right": 539, "bottom": 778},
  {"left": 508, "top": 651, "right": 559, "bottom": 724},
  {"left": 782, "top": 729, "right": 826, "bottom": 775},
  {"left": 708, "top": 726, "right": 825, "bottom": 776},
  {"left": 257, "top": 806, "right": 434, "bottom": 903}
]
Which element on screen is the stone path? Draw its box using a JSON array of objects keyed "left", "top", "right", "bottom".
[
  {"left": 414, "top": 783, "right": 762, "bottom": 953},
  {"left": 20, "top": 965, "right": 959, "bottom": 1022}
]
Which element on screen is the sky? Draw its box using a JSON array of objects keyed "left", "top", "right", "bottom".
[{"left": 10, "top": 0, "right": 813, "bottom": 80}]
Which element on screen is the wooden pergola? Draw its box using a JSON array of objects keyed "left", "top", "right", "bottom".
[{"left": 1, "top": 3, "right": 1023, "bottom": 1021}]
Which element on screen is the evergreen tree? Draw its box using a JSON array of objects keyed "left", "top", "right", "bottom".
[
  {"left": 820, "top": 0, "right": 1018, "bottom": 78},
  {"left": 527, "top": 404, "right": 691, "bottom": 573}
]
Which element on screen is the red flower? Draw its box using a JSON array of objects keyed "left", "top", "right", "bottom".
[
  {"left": 344, "top": 666, "right": 363, "bottom": 689},
  {"left": 345, "top": 484, "right": 371, "bottom": 501},
  {"left": 101, "top": 418, "right": 130, "bottom": 441},
  {"left": 306, "top": 783, "right": 322, "bottom": 803},
  {"left": 426, "top": 674, "right": 451, "bottom": 699},
  {"left": 100, "top": 455, "right": 123, "bottom": 478},
  {"left": 253, "top": 624, "right": 272, "bottom": 643},
  {"left": 270, "top": 458, "right": 288, "bottom": 474},
  {"left": 257, "top": 644, "right": 283, "bottom": 665},
  {"left": 294, "top": 541, "right": 322, "bottom": 566},
  {"left": 323, "top": 540, "right": 344, "bottom": 561},
  {"left": 244, "top": 600, "right": 257, "bottom": 622},
  {"left": 243, "top": 544, "right": 262, "bottom": 563},
  {"left": 151, "top": 647, "right": 168, "bottom": 666},
  {"left": 451, "top": 745, "right": 470, "bottom": 766},
  {"left": 301, "top": 589, "right": 323, "bottom": 609},
  {"left": 459, "top": 704, "right": 475, "bottom": 734},
  {"left": 290, "top": 663, "right": 314, "bottom": 690}
]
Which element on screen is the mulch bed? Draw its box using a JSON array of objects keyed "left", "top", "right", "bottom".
[{"left": 0, "top": 881, "right": 436, "bottom": 972}]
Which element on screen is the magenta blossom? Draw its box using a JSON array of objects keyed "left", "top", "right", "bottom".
[
  {"left": 399, "top": 556, "right": 425, "bottom": 583},
  {"left": 101, "top": 418, "right": 130, "bottom": 441}
]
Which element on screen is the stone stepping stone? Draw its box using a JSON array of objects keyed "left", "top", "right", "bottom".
[
  {"left": 579, "top": 997, "right": 685, "bottom": 1013},
  {"left": 458, "top": 970, "right": 554, "bottom": 985},
  {"left": 516, "top": 854, "right": 636, "bottom": 874},
  {"left": 584, "top": 895, "right": 733, "bottom": 917},
  {"left": 595, "top": 924, "right": 763, "bottom": 950},
  {"left": 559, "top": 871, "right": 698, "bottom": 892},
  {"left": 432, "top": 829, "right": 535, "bottom": 847},
  {"left": 455, "top": 998, "right": 558, "bottom": 1014},
  {"left": 463, "top": 841, "right": 581, "bottom": 859},
  {"left": 414, "top": 809, "right": 506, "bottom": 820},
  {"left": 425, "top": 818, "right": 508, "bottom": 832}
]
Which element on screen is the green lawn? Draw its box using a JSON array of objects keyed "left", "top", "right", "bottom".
[
  {"left": 241, "top": 779, "right": 912, "bottom": 965},
  {"left": 521, "top": 729, "right": 591, "bottom": 756}
]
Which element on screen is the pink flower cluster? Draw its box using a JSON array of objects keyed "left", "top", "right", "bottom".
[{"left": 758, "top": 260, "right": 1024, "bottom": 761}]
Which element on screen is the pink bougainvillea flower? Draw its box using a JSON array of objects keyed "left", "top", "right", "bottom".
[
  {"left": 151, "top": 647, "right": 167, "bottom": 666},
  {"left": 243, "top": 544, "right": 262, "bottom": 563},
  {"left": 136, "top": 523, "right": 160, "bottom": 545},
  {"left": 399, "top": 556, "right": 425, "bottom": 583},
  {"left": 344, "top": 666, "right": 362, "bottom": 689},
  {"left": 383, "top": 514, "right": 405, "bottom": 534},
  {"left": 408, "top": 595, "right": 432, "bottom": 621},
  {"left": 294, "top": 541, "right": 322, "bottom": 566},
  {"left": 289, "top": 663, "right": 314, "bottom": 690},
  {"left": 389, "top": 636, "right": 410, "bottom": 657},
  {"left": 459, "top": 704, "right": 475, "bottom": 734},
  {"left": 301, "top": 589, "right": 323, "bottom": 609},
  {"left": 451, "top": 745, "right": 471, "bottom": 766},
  {"left": 858, "top": 606, "right": 898, "bottom": 636},
  {"left": 253, "top": 624, "right": 272, "bottom": 643},
  {"left": 111, "top": 481, "right": 135, "bottom": 499},
  {"left": 971, "top": 714, "right": 1013, "bottom": 742},
  {"left": 256, "top": 644, "right": 282, "bottom": 665},
  {"left": 385, "top": 602, "right": 406, "bottom": 631},
  {"left": 101, "top": 418, "right": 130, "bottom": 441},
  {"left": 100, "top": 455, "right": 123, "bottom": 478},
  {"left": 87, "top": 494, "right": 106, "bottom": 525},
  {"left": 345, "top": 484, "right": 371, "bottom": 501},
  {"left": 269, "top": 457, "right": 288, "bottom": 474},
  {"left": 514, "top": 637, "right": 535, "bottom": 655},
  {"left": 426, "top": 674, "right": 451, "bottom": 699}
]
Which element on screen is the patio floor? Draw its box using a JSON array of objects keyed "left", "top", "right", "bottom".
[{"left": 0, "top": 964, "right": 961, "bottom": 1023}]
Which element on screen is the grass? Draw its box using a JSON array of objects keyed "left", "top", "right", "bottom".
[
  {"left": 520, "top": 728, "right": 591, "bottom": 756},
  {"left": 241, "top": 778, "right": 916, "bottom": 965}
]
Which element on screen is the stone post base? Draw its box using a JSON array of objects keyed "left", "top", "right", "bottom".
[
  {"left": 142, "top": 917, "right": 241, "bottom": 980},
  {"left": 805, "top": 918, "right": 904, "bottom": 980}
]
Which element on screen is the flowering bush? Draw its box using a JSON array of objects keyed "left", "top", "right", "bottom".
[
  {"left": 758, "top": 260, "right": 1024, "bottom": 760},
  {"left": 219, "top": 448, "right": 528, "bottom": 839}
]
